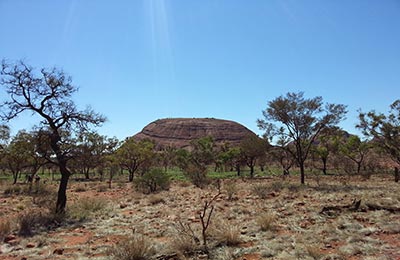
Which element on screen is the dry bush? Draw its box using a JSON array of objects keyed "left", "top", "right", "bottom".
[
  {"left": 18, "top": 210, "right": 51, "bottom": 237},
  {"left": 210, "top": 220, "right": 241, "bottom": 246},
  {"left": 97, "top": 184, "right": 108, "bottom": 192},
  {"left": 148, "top": 194, "right": 165, "bottom": 205},
  {"left": 68, "top": 197, "right": 107, "bottom": 221},
  {"left": 170, "top": 234, "right": 200, "bottom": 257},
  {"left": 251, "top": 184, "right": 269, "bottom": 199},
  {"left": 110, "top": 234, "right": 155, "bottom": 260},
  {"left": 0, "top": 219, "right": 12, "bottom": 241},
  {"left": 27, "top": 182, "right": 54, "bottom": 195},
  {"left": 74, "top": 185, "right": 87, "bottom": 192},
  {"left": 224, "top": 181, "right": 237, "bottom": 201},
  {"left": 183, "top": 164, "right": 210, "bottom": 188},
  {"left": 170, "top": 220, "right": 201, "bottom": 256},
  {"left": 3, "top": 184, "right": 22, "bottom": 195},
  {"left": 256, "top": 211, "right": 277, "bottom": 231},
  {"left": 306, "top": 245, "right": 324, "bottom": 260},
  {"left": 270, "top": 181, "right": 285, "bottom": 192}
]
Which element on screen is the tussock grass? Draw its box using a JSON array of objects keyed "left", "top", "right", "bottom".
[
  {"left": 0, "top": 219, "right": 12, "bottom": 241},
  {"left": 211, "top": 221, "right": 241, "bottom": 246},
  {"left": 110, "top": 235, "right": 155, "bottom": 260},
  {"left": 257, "top": 211, "right": 277, "bottom": 231},
  {"left": 68, "top": 197, "right": 108, "bottom": 221}
]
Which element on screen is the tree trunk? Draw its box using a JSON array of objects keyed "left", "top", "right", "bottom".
[
  {"left": 322, "top": 158, "right": 327, "bottom": 175},
  {"left": 356, "top": 162, "right": 361, "bottom": 175},
  {"left": 249, "top": 165, "right": 254, "bottom": 178},
  {"left": 55, "top": 163, "right": 70, "bottom": 214},
  {"left": 395, "top": 167, "right": 399, "bottom": 183},
  {"left": 236, "top": 164, "right": 241, "bottom": 176},
  {"left": 12, "top": 172, "right": 18, "bottom": 184},
  {"left": 129, "top": 170, "right": 134, "bottom": 182},
  {"left": 300, "top": 163, "right": 305, "bottom": 184}
]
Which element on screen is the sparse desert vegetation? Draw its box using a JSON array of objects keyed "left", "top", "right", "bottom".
[
  {"left": 0, "top": 61, "right": 399, "bottom": 260},
  {"left": 0, "top": 174, "right": 399, "bottom": 260}
]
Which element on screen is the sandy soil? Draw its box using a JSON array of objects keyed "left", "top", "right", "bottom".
[{"left": 0, "top": 175, "right": 399, "bottom": 260}]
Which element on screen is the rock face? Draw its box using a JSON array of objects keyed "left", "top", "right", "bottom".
[{"left": 133, "top": 118, "right": 257, "bottom": 149}]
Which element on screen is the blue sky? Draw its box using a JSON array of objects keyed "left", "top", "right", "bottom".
[{"left": 0, "top": 0, "right": 399, "bottom": 139}]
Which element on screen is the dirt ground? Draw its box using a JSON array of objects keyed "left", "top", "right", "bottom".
[{"left": 0, "top": 175, "right": 399, "bottom": 260}]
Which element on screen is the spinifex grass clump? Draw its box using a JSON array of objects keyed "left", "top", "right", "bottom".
[{"left": 110, "top": 234, "right": 155, "bottom": 260}]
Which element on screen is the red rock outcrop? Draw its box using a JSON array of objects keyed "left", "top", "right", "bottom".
[{"left": 133, "top": 118, "right": 257, "bottom": 149}]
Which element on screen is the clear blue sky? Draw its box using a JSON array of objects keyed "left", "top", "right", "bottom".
[{"left": 1, "top": 0, "right": 399, "bottom": 139}]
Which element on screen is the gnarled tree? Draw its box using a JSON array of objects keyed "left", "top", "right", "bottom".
[
  {"left": 258, "top": 92, "right": 347, "bottom": 184},
  {"left": 0, "top": 60, "right": 105, "bottom": 213}
]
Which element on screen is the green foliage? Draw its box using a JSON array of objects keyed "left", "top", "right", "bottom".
[
  {"left": 71, "top": 131, "right": 118, "bottom": 179},
  {"left": 240, "top": 135, "right": 268, "bottom": 177},
  {"left": 179, "top": 137, "right": 216, "bottom": 187},
  {"left": 258, "top": 92, "right": 347, "bottom": 183},
  {"left": 358, "top": 100, "right": 400, "bottom": 167},
  {"left": 183, "top": 163, "right": 210, "bottom": 188},
  {"left": 116, "top": 138, "right": 155, "bottom": 182},
  {"left": 339, "top": 135, "right": 370, "bottom": 174},
  {"left": 134, "top": 168, "right": 170, "bottom": 194}
]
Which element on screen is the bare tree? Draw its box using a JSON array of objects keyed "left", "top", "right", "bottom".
[{"left": 0, "top": 60, "right": 105, "bottom": 213}]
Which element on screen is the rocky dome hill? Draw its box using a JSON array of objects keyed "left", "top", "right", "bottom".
[{"left": 133, "top": 118, "right": 257, "bottom": 149}]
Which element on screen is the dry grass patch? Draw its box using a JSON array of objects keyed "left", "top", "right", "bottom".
[
  {"left": 147, "top": 194, "right": 165, "bottom": 205},
  {"left": 256, "top": 211, "right": 277, "bottom": 231},
  {"left": 0, "top": 219, "right": 13, "bottom": 241},
  {"left": 110, "top": 234, "right": 155, "bottom": 260},
  {"left": 68, "top": 197, "right": 108, "bottom": 221},
  {"left": 211, "top": 220, "right": 241, "bottom": 246},
  {"left": 224, "top": 181, "right": 237, "bottom": 201}
]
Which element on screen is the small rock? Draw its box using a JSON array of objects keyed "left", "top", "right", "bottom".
[
  {"left": 4, "top": 234, "right": 16, "bottom": 243},
  {"left": 21, "top": 257, "right": 27, "bottom": 260},
  {"left": 119, "top": 203, "right": 127, "bottom": 209},
  {"left": 26, "top": 242, "right": 35, "bottom": 248},
  {"left": 53, "top": 248, "right": 64, "bottom": 255}
]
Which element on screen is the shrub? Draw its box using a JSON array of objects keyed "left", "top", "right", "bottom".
[
  {"left": 0, "top": 219, "right": 12, "bottom": 241},
  {"left": 68, "top": 197, "right": 107, "bottom": 221},
  {"left": 74, "top": 185, "right": 87, "bottom": 192},
  {"left": 270, "top": 181, "right": 285, "bottom": 192},
  {"left": 183, "top": 164, "right": 210, "bottom": 188},
  {"left": 251, "top": 184, "right": 269, "bottom": 199},
  {"left": 256, "top": 212, "right": 277, "bottom": 231},
  {"left": 97, "top": 184, "right": 108, "bottom": 192},
  {"left": 134, "top": 168, "right": 170, "bottom": 194},
  {"left": 148, "top": 194, "right": 165, "bottom": 205},
  {"left": 3, "top": 184, "right": 21, "bottom": 195},
  {"left": 224, "top": 181, "right": 237, "bottom": 201},
  {"left": 18, "top": 210, "right": 51, "bottom": 237},
  {"left": 170, "top": 235, "right": 199, "bottom": 257},
  {"left": 110, "top": 235, "right": 155, "bottom": 260}
]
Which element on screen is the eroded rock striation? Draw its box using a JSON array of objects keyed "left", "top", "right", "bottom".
[{"left": 133, "top": 118, "right": 257, "bottom": 149}]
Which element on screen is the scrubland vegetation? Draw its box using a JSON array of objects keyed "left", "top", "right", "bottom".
[{"left": 0, "top": 61, "right": 399, "bottom": 259}]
